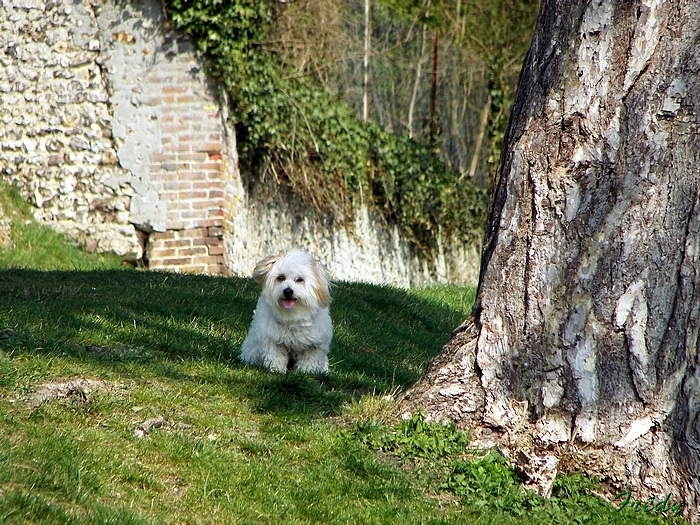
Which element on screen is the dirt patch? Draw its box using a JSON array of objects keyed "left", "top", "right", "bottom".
[
  {"left": 28, "top": 378, "right": 110, "bottom": 407},
  {"left": 133, "top": 416, "right": 166, "bottom": 438}
]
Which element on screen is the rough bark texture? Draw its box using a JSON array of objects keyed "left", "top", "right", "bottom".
[{"left": 401, "top": 0, "right": 700, "bottom": 517}]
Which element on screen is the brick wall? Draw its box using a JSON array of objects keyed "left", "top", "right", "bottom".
[{"left": 142, "top": 35, "right": 228, "bottom": 274}]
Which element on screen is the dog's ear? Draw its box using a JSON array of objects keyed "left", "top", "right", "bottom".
[
  {"left": 311, "top": 260, "right": 332, "bottom": 307},
  {"left": 252, "top": 255, "right": 280, "bottom": 285}
]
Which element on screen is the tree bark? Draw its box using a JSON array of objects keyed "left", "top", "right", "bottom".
[
  {"left": 407, "top": 24, "right": 427, "bottom": 139},
  {"left": 362, "top": 0, "right": 371, "bottom": 122},
  {"left": 401, "top": 0, "right": 700, "bottom": 517},
  {"left": 467, "top": 93, "right": 491, "bottom": 180}
]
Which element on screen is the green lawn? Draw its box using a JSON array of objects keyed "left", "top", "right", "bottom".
[{"left": 0, "top": 186, "right": 687, "bottom": 524}]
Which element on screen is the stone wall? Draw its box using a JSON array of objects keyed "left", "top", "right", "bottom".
[
  {"left": 0, "top": 0, "right": 232, "bottom": 272},
  {"left": 0, "top": 0, "right": 480, "bottom": 286},
  {"left": 225, "top": 183, "right": 481, "bottom": 287},
  {"left": 0, "top": 0, "right": 139, "bottom": 258}
]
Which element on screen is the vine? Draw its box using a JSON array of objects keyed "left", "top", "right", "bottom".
[{"left": 164, "top": 0, "right": 487, "bottom": 252}]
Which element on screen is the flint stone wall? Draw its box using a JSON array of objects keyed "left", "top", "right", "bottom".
[
  {"left": 0, "top": 0, "right": 479, "bottom": 286},
  {"left": 0, "top": 0, "right": 138, "bottom": 257}
]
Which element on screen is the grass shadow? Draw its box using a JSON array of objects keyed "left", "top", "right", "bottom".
[{"left": 0, "top": 269, "right": 473, "bottom": 418}]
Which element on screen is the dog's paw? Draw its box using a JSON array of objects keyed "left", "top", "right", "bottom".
[
  {"left": 294, "top": 352, "right": 330, "bottom": 375},
  {"left": 262, "top": 354, "right": 290, "bottom": 373}
]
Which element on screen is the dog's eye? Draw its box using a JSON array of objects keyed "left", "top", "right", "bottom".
[
  {"left": 295, "top": 277, "right": 304, "bottom": 283},
  {"left": 276, "top": 275, "right": 285, "bottom": 282}
]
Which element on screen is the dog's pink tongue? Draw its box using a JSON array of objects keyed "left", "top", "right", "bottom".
[{"left": 282, "top": 298, "right": 296, "bottom": 309}]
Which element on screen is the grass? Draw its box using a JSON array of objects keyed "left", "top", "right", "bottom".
[
  {"left": 0, "top": 186, "right": 126, "bottom": 271},
  {"left": 0, "top": 187, "right": 689, "bottom": 524}
]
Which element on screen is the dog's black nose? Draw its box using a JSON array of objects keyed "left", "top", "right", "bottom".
[{"left": 283, "top": 287, "right": 294, "bottom": 298}]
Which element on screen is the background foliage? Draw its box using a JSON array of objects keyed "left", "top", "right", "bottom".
[
  {"left": 383, "top": 0, "right": 539, "bottom": 184},
  {"left": 162, "top": 0, "right": 540, "bottom": 254}
]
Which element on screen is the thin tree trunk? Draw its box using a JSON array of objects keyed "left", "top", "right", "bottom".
[
  {"left": 429, "top": 28, "right": 439, "bottom": 140},
  {"left": 401, "top": 0, "right": 700, "bottom": 518},
  {"left": 466, "top": 93, "right": 490, "bottom": 180},
  {"left": 407, "top": 25, "right": 427, "bottom": 139},
  {"left": 362, "top": 0, "right": 371, "bottom": 122}
]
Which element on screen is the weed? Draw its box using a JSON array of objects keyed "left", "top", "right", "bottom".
[{"left": 357, "top": 413, "right": 470, "bottom": 460}]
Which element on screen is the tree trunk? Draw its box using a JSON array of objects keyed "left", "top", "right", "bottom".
[
  {"left": 429, "top": 28, "right": 439, "bottom": 140},
  {"left": 401, "top": 0, "right": 700, "bottom": 518},
  {"left": 362, "top": 0, "right": 371, "bottom": 122},
  {"left": 467, "top": 93, "right": 491, "bottom": 180},
  {"left": 407, "top": 24, "right": 427, "bottom": 139}
]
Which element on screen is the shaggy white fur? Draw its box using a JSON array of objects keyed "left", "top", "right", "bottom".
[{"left": 240, "top": 249, "right": 333, "bottom": 374}]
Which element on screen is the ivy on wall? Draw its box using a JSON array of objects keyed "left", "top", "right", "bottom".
[{"left": 165, "top": 0, "right": 486, "bottom": 253}]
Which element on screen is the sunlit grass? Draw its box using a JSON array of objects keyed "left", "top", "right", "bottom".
[{"left": 0, "top": 184, "right": 126, "bottom": 270}]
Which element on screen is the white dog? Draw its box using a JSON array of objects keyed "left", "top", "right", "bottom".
[{"left": 240, "top": 249, "right": 333, "bottom": 374}]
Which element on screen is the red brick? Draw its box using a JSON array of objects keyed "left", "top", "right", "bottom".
[
  {"left": 168, "top": 201, "right": 191, "bottom": 210},
  {"left": 163, "top": 123, "right": 188, "bottom": 132},
  {"left": 177, "top": 153, "right": 208, "bottom": 162},
  {"left": 160, "top": 258, "right": 191, "bottom": 266},
  {"left": 150, "top": 248, "right": 176, "bottom": 257},
  {"left": 176, "top": 95, "right": 198, "bottom": 104},
  {"left": 192, "top": 181, "right": 216, "bottom": 190},
  {"left": 151, "top": 232, "right": 176, "bottom": 241},
  {"left": 147, "top": 76, "right": 175, "bottom": 84},
  {"left": 192, "top": 255, "right": 222, "bottom": 265},
  {"left": 190, "top": 162, "right": 222, "bottom": 172},
  {"left": 196, "top": 144, "right": 222, "bottom": 153},
  {"left": 180, "top": 211, "right": 206, "bottom": 221},
  {"left": 151, "top": 153, "right": 178, "bottom": 163},
  {"left": 179, "top": 191, "right": 208, "bottom": 200},
  {"left": 205, "top": 173, "right": 225, "bottom": 183},
  {"left": 162, "top": 183, "right": 188, "bottom": 193},
  {"left": 164, "top": 239, "right": 192, "bottom": 248},
  {"left": 178, "top": 247, "right": 208, "bottom": 256},
  {"left": 191, "top": 236, "right": 221, "bottom": 246},
  {"left": 163, "top": 85, "right": 188, "bottom": 93},
  {"left": 155, "top": 164, "right": 179, "bottom": 173},
  {"left": 189, "top": 217, "right": 223, "bottom": 228},
  {"left": 146, "top": 96, "right": 166, "bottom": 105},
  {"left": 132, "top": 47, "right": 231, "bottom": 277},
  {"left": 178, "top": 228, "right": 208, "bottom": 239},
  {"left": 180, "top": 117, "right": 202, "bottom": 126},
  {"left": 192, "top": 201, "right": 215, "bottom": 210}
]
